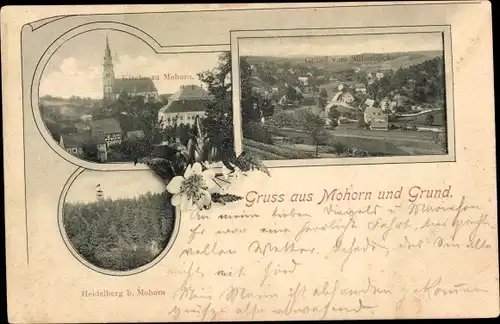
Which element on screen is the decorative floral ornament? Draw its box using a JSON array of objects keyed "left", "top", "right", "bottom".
[
  {"left": 166, "top": 162, "right": 215, "bottom": 211},
  {"left": 137, "top": 116, "right": 271, "bottom": 211}
]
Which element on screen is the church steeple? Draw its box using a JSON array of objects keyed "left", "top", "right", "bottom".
[
  {"left": 105, "top": 35, "right": 111, "bottom": 58},
  {"left": 103, "top": 35, "right": 115, "bottom": 102}
]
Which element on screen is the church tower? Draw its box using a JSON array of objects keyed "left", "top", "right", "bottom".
[{"left": 103, "top": 36, "right": 115, "bottom": 102}]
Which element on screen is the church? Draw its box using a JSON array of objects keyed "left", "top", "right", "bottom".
[{"left": 102, "top": 36, "right": 159, "bottom": 103}]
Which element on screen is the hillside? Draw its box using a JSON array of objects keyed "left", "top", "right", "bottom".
[
  {"left": 244, "top": 50, "right": 442, "bottom": 73},
  {"left": 63, "top": 191, "right": 175, "bottom": 271},
  {"left": 367, "top": 56, "right": 445, "bottom": 106}
]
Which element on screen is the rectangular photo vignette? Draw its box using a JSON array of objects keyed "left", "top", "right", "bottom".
[{"left": 231, "top": 26, "right": 455, "bottom": 168}]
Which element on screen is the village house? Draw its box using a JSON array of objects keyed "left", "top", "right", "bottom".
[
  {"left": 278, "top": 86, "right": 303, "bottom": 106},
  {"left": 59, "top": 133, "right": 89, "bottom": 157},
  {"left": 297, "top": 77, "right": 309, "bottom": 86},
  {"left": 380, "top": 97, "right": 398, "bottom": 113},
  {"left": 363, "top": 99, "right": 388, "bottom": 130},
  {"left": 354, "top": 83, "right": 367, "bottom": 94},
  {"left": 59, "top": 118, "right": 123, "bottom": 162},
  {"left": 57, "top": 107, "right": 82, "bottom": 122},
  {"left": 331, "top": 90, "right": 355, "bottom": 105},
  {"left": 90, "top": 118, "right": 124, "bottom": 161},
  {"left": 364, "top": 98, "right": 375, "bottom": 108},
  {"left": 125, "top": 130, "right": 145, "bottom": 140},
  {"left": 393, "top": 93, "right": 411, "bottom": 108},
  {"left": 90, "top": 118, "right": 123, "bottom": 147},
  {"left": 75, "top": 122, "right": 91, "bottom": 133},
  {"left": 81, "top": 114, "right": 93, "bottom": 122},
  {"left": 158, "top": 84, "right": 212, "bottom": 127},
  {"left": 366, "top": 73, "right": 375, "bottom": 85},
  {"left": 364, "top": 105, "right": 389, "bottom": 130}
]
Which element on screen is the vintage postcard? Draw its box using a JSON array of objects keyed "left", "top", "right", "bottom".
[{"left": 2, "top": 2, "right": 498, "bottom": 323}]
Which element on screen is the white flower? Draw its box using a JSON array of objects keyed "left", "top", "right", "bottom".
[
  {"left": 166, "top": 162, "right": 215, "bottom": 211},
  {"left": 221, "top": 163, "right": 243, "bottom": 180},
  {"left": 221, "top": 164, "right": 232, "bottom": 180},
  {"left": 203, "top": 161, "right": 217, "bottom": 170},
  {"left": 231, "top": 166, "right": 243, "bottom": 179}
]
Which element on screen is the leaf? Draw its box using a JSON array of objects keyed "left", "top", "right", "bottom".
[
  {"left": 151, "top": 142, "right": 190, "bottom": 175},
  {"left": 234, "top": 151, "right": 271, "bottom": 177},
  {"left": 186, "top": 116, "right": 209, "bottom": 163},
  {"left": 136, "top": 157, "right": 176, "bottom": 182},
  {"left": 211, "top": 193, "right": 243, "bottom": 205}
]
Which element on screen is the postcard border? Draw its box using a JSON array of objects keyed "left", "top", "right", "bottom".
[{"left": 230, "top": 25, "right": 456, "bottom": 168}]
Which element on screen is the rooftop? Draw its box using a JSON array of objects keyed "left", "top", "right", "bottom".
[
  {"left": 168, "top": 84, "right": 212, "bottom": 101},
  {"left": 158, "top": 85, "right": 213, "bottom": 114},
  {"left": 89, "top": 118, "right": 123, "bottom": 138},
  {"left": 159, "top": 99, "right": 211, "bottom": 114},
  {"left": 61, "top": 132, "right": 91, "bottom": 147},
  {"left": 112, "top": 78, "right": 158, "bottom": 94}
]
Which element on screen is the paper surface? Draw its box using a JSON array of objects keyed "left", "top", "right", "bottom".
[{"left": 2, "top": 2, "right": 498, "bottom": 323}]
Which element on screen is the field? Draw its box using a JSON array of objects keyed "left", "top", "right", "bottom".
[
  {"left": 244, "top": 122, "right": 446, "bottom": 161},
  {"left": 63, "top": 191, "right": 175, "bottom": 271}
]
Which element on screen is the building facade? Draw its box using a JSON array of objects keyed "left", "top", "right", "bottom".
[
  {"left": 59, "top": 133, "right": 88, "bottom": 157},
  {"left": 158, "top": 85, "right": 212, "bottom": 127},
  {"left": 103, "top": 37, "right": 159, "bottom": 103}
]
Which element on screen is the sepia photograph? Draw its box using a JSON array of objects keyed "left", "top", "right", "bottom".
[
  {"left": 39, "top": 30, "right": 234, "bottom": 164},
  {"left": 234, "top": 31, "right": 451, "bottom": 162},
  {"left": 61, "top": 170, "right": 176, "bottom": 273}
]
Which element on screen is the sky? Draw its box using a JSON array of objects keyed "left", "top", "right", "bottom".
[
  {"left": 40, "top": 30, "right": 224, "bottom": 99},
  {"left": 239, "top": 32, "right": 443, "bottom": 57},
  {"left": 65, "top": 170, "right": 165, "bottom": 204}
]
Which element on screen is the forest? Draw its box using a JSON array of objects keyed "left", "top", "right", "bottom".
[
  {"left": 366, "top": 56, "right": 445, "bottom": 108},
  {"left": 63, "top": 191, "right": 175, "bottom": 271}
]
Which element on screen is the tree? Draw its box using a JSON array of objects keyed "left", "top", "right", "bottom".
[
  {"left": 285, "top": 86, "right": 298, "bottom": 102},
  {"left": 425, "top": 114, "right": 435, "bottom": 126},
  {"left": 139, "top": 100, "right": 165, "bottom": 146},
  {"left": 331, "top": 141, "right": 349, "bottom": 156},
  {"left": 197, "top": 52, "right": 234, "bottom": 160},
  {"left": 328, "top": 108, "right": 341, "bottom": 128},
  {"left": 177, "top": 124, "right": 191, "bottom": 146},
  {"left": 354, "top": 72, "right": 368, "bottom": 85},
  {"left": 197, "top": 51, "right": 266, "bottom": 159},
  {"left": 82, "top": 140, "right": 100, "bottom": 162},
  {"left": 282, "top": 60, "right": 291, "bottom": 71},
  {"left": 298, "top": 109, "right": 327, "bottom": 157},
  {"left": 318, "top": 88, "right": 328, "bottom": 108},
  {"left": 260, "top": 97, "right": 275, "bottom": 118}
]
